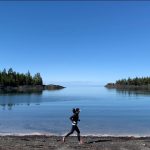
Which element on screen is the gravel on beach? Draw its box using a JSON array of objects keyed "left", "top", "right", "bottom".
[{"left": 0, "top": 136, "right": 150, "bottom": 150}]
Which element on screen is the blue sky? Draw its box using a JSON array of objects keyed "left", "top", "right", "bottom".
[{"left": 0, "top": 1, "right": 150, "bottom": 85}]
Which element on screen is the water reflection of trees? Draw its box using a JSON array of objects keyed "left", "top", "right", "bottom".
[
  {"left": 0, "top": 91, "right": 43, "bottom": 95},
  {"left": 115, "top": 89, "right": 150, "bottom": 96},
  {"left": 0, "top": 91, "right": 43, "bottom": 110},
  {"left": 0, "top": 103, "right": 40, "bottom": 110},
  {"left": 1, "top": 103, "right": 15, "bottom": 110}
]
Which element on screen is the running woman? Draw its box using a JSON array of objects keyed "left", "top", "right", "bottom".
[{"left": 63, "top": 108, "right": 82, "bottom": 144}]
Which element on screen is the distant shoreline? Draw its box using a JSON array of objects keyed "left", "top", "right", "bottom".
[
  {"left": 0, "top": 84, "right": 65, "bottom": 93},
  {"left": 105, "top": 83, "right": 150, "bottom": 91}
]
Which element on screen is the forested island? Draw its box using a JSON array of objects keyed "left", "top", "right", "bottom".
[
  {"left": 0, "top": 68, "right": 65, "bottom": 93},
  {"left": 105, "top": 77, "right": 150, "bottom": 90}
]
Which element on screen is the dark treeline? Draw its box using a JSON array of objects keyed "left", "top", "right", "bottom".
[
  {"left": 116, "top": 77, "right": 150, "bottom": 86},
  {"left": 0, "top": 68, "right": 43, "bottom": 87}
]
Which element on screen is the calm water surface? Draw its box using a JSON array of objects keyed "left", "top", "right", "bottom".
[{"left": 0, "top": 85, "right": 150, "bottom": 136}]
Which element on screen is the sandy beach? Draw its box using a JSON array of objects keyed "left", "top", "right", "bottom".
[{"left": 0, "top": 135, "right": 150, "bottom": 150}]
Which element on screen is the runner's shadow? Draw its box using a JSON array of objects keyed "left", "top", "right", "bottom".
[{"left": 86, "top": 139, "right": 112, "bottom": 144}]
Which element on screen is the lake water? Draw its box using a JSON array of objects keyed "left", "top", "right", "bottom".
[{"left": 0, "top": 85, "right": 150, "bottom": 136}]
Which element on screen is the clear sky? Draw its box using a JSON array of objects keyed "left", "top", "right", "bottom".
[{"left": 0, "top": 1, "right": 150, "bottom": 85}]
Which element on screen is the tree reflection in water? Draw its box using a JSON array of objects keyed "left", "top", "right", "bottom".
[{"left": 0, "top": 91, "right": 43, "bottom": 110}]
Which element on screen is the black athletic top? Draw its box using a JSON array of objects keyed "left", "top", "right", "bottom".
[{"left": 70, "top": 113, "right": 80, "bottom": 125}]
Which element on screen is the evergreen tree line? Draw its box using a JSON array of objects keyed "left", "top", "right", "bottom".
[
  {"left": 116, "top": 77, "right": 150, "bottom": 86},
  {"left": 0, "top": 68, "right": 43, "bottom": 86}
]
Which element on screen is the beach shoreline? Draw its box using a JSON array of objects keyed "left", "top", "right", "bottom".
[{"left": 0, "top": 135, "right": 150, "bottom": 150}]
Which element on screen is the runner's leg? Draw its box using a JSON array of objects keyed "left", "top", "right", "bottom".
[
  {"left": 65, "top": 125, "right": 75, "bottom": 138},
  {"left": 75, "top": 125, "right": 80, "bottom": 141}
]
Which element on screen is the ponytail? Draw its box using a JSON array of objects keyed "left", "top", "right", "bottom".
[{"left": 72, "top": 108, "right": 76, "bottom": 114}]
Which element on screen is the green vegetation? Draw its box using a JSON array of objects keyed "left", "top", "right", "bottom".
[
  {"left": 0, "top": 68, "right": 43, "bottom": 87},
  {"left": 116, "top": 77, "right": 150, "bottom": 86}
]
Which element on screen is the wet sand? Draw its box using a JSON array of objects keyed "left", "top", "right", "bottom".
[{"left": 0, "top": 136, "right": 150, "bottom": 150}]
